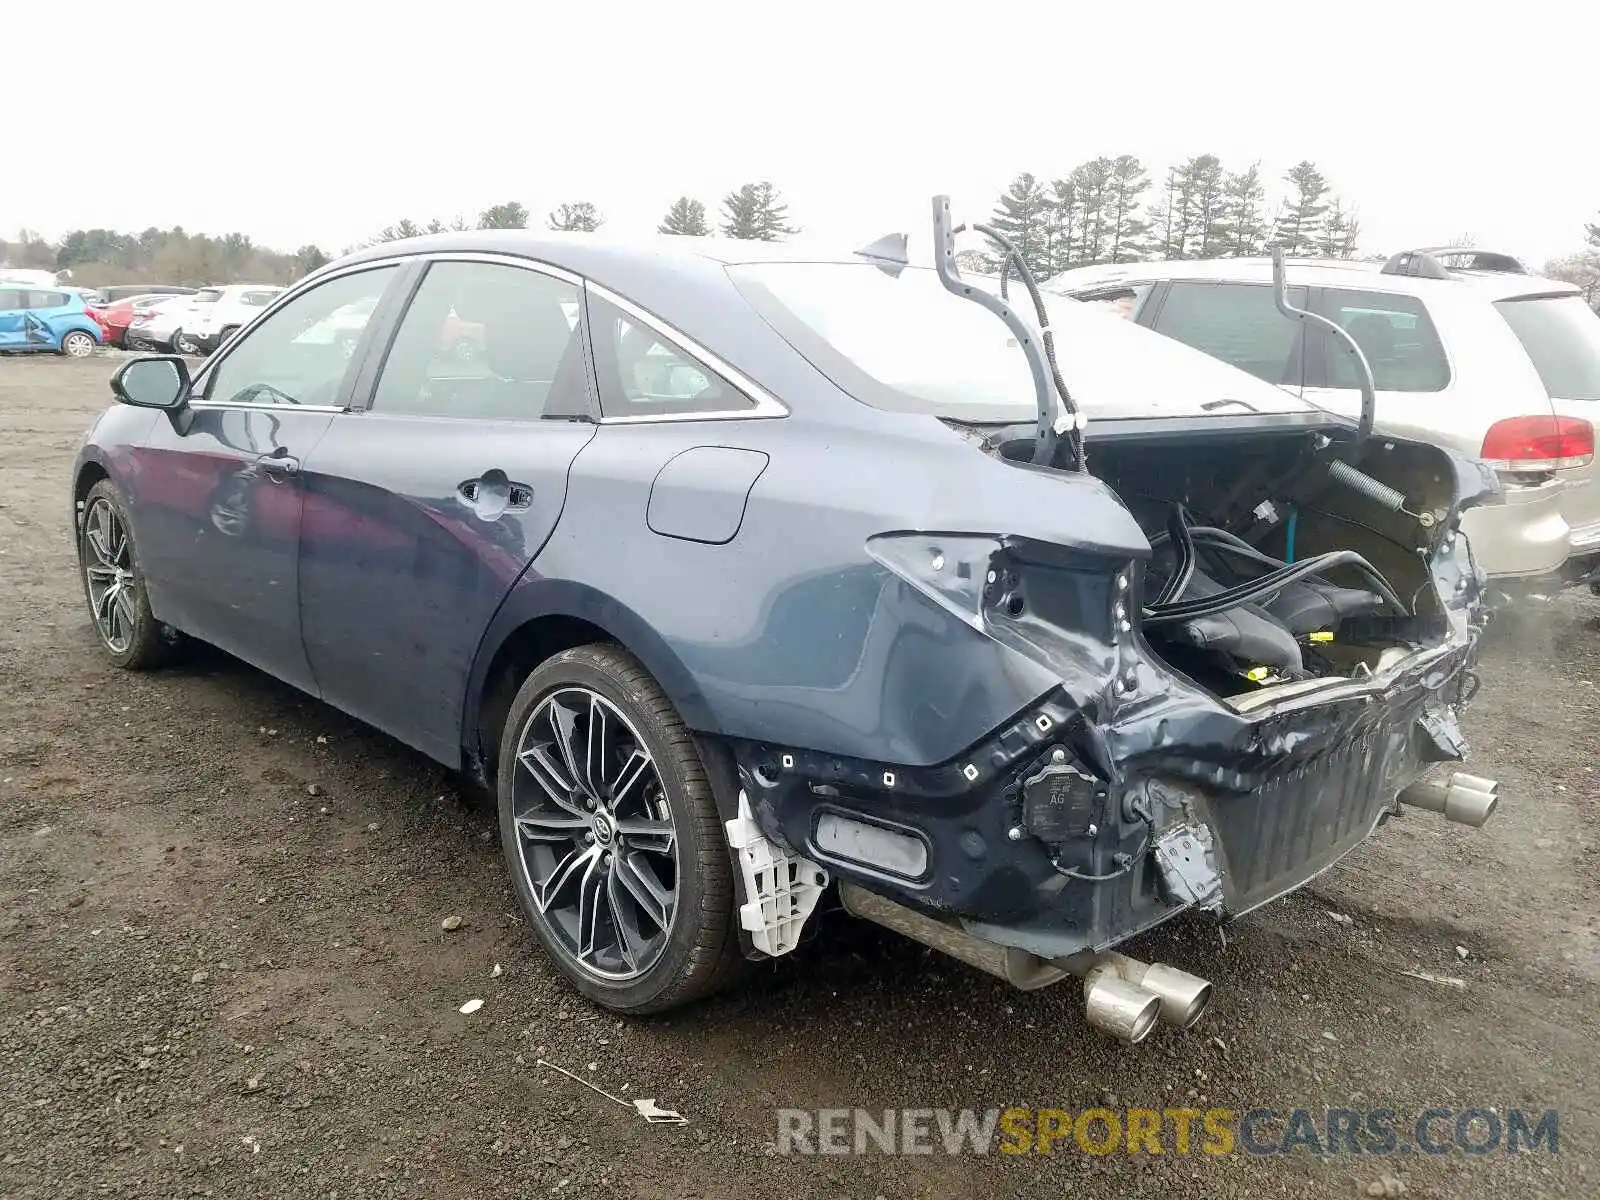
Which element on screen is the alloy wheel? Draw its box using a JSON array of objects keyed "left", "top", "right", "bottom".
[
  {"left": 63, "top": 332, "right": 95, "bottom": 357},
  {"left": 510, "top": 686, "right": 680, "bottom": 981},
  {"left": 82, "top": 499, "right": 138, "bottom": 653}
]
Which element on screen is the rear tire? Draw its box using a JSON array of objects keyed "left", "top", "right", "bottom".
[
  {"left": 172, "top": 330, "right": 196, "bottom": 355},
  {"left": 61, "top": 330, "right": 96, "bottom": 358},
  {"left": 497, "top": 643, "right": 739, "bottom": 1014},
  {"left": 78, "top": 479, "right": 182, "bottom": 669}
]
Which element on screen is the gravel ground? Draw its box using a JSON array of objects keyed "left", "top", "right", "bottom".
[{"left": 2, "top": 355, "right": 1596, "bottom": 1199}]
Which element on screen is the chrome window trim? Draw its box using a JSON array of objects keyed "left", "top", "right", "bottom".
[
  {"left": 394, "top": 249, "right": 584, "bottom": 286},
  {"left": 187, "top": 401, "right": 348, "bottom": 414},
  {"left": 585, "top": 281, "right": 789, "bottom": 424}
]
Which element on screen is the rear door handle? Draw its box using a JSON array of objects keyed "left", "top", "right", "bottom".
[{"left": 458, "top": 473, "right": 534, "bottom": 518}]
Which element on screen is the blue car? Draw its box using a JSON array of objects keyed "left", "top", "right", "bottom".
[
  {"left": 0, "top": 285, "right": 103, "bottom": 356},
  {"left": 69, "top": 208, "right": 1501, "bottom": 1034}
]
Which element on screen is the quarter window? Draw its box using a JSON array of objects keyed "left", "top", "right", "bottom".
[
  {"left": 587, "top": 292, "right": 754, "bottom": 418},
  {"left": 1315, "top": 290, "right": 1449, "bottom": 392},
  {"left": 201, "top": 266, "right": 396, "bottom": 408},
  {"left": 369, "top": 261, "right": 588, "bottom": 421},
  {"left": 1152, "top": 282, "right": 1308, "bottom": 386}
]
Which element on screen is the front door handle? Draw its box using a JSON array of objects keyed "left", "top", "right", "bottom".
[{"left": 255, "top": 450, "right": 300, "bottom": 478}]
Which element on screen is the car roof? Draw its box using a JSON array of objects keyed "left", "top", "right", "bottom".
[
  {"left": 327, "top": 228, "right": 892, "bottom": 276},
  {"left": 1044, "top": 255, "right": 1580, "bottom": 302}
]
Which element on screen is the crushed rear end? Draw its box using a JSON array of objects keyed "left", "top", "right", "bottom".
[{"left": 722, "top": 208, "right": 1506, "bottom": 1042}]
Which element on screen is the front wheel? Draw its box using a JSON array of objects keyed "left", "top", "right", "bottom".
[
  {"left": 78, "top": 479, "right": 181, "bottom": 669},
  {"left": 60, "top": 330, "right": 96, "bottom": 358},
  {"left": 497, "top": 644, "right": 739, "bottom": 1014}
]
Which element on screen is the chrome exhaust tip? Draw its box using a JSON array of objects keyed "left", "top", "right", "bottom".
[
  {"left": 1397, "top": 772, "right": 1499, "bottom": 828},
  {"left": 1117, "top": 959, "right": 1214, "bottom": 1030},
  {"left": 1082, "top": 965, "right": 1162, "bottom": 1045}
]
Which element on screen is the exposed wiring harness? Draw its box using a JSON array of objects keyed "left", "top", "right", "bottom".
[
  {"left": 1142, "top": 505, "right": 1410, "bottom": 625},
  {"left": 952, "top": 222, "right": 1086, "bottom": 471}
]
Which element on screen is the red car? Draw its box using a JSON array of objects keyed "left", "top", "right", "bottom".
[{"left": 92, "top": 294, "right": 183, "bottom": 349}]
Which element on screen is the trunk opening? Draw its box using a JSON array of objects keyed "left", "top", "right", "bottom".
[{"left": 986, "top": 421, "right": 1472, "bottom": 703}]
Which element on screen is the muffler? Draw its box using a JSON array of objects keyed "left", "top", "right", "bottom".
[
  {"left": 1396, "top": 771, "right": 1499, "bottom": 828},
  {"left": 837, "top": 883, "right": 1209, "bottom": 1044}
]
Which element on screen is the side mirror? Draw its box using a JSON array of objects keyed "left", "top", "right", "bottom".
[{"left": 111, "top": 355, "right": 191, "bottom": 411}]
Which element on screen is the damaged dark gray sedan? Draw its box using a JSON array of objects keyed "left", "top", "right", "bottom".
[{"left": 71, "top": 198, "right": 1502, "bottom": 1041}]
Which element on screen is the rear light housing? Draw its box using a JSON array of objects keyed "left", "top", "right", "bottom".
[{"left": 1480, "top": 415, "right": 1595, "bottom": 472}]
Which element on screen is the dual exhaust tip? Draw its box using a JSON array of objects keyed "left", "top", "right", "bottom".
[
  {"left": 1396, "top": 771, "right": 1499, "bottom": 828},
  {"left": 1068, "top": 952, "right": 1213, "bottom": 1044},
  {"left": 836, "top": 882, "right": 1211, "bottom": 1045}
]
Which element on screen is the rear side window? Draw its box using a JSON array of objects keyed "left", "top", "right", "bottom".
[
  {"left": 1151, "top": 282, "right": 1307, "bottom": 386},
  {"left": 370, "top": 261, "right": 588, "bottom": 421},
  {"left": 1315, "top": 290, "right": 1449, "bottom": 393},
  {"left": 1494, "top": 295, "right": 1600, "bottom": 401},
  {"left": 241, "top": 290, "right": 281, "bottom": 307},
  {"left": 27, "top": 291, "right": 69, "bottom": 309},
  {"left": 193, "top": 289, "right": 223, "bottom": 304},
  {"left": 587, "top": 292, "right": 755, "bottom": 418}
]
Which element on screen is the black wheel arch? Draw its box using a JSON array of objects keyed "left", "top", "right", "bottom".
[{"left": 461, "top": 581, "right": 720, "bottom": 796}]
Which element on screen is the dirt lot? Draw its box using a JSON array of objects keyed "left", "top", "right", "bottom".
[{"left": 1, "top": 355, "right": 1596, "bottom": 1199}]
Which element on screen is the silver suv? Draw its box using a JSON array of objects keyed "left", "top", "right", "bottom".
[{"left": 1045, "top": 248, "right": 1600, "bottom": 599}]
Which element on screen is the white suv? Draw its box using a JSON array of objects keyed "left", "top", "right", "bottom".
[
  {"left": 173, "top": 284, "right": 285, "bottom": 355},
  {"left": 1045, "top": 249, "right": 1600, "bottom": 599}
]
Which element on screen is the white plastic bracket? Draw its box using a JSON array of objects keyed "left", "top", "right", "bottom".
[{"left": 724, "top": 789, "right": 829, "bottom": 958}]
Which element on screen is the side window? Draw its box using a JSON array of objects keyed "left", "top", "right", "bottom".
[
  {"left": 0, "top": 291, "right": 24, "bottom": 311},
  {"left": 202, "top": 266, "right": 396, "bottom": 408},
  {"left": 241, "top": 290, "right": 281, "bottom": 308},
  {"left": 587, "top": 292, "right": 755, "bottom": 418},
  {"left": 369, "top": 260, "right": 586, "bottom": 421},
  {"left": 28, "top": 291, "right": 68, "bottom": 309},
  {"left": 1152, "top": 282, "right": 1307, "bottom": 386},
  {"left": 1314, "top": 290, "right": 1449, "bottom": 393}
]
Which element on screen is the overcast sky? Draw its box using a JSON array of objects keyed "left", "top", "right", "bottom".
[{"left": 9, "top": 2, "right": 1598, "bottom": 267}]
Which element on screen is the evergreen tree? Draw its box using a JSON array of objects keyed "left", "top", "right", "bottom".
[
  {"left": 986, "top": 172, "right": 1052, "bottom": 276},
  {"left": 1068, "top": 158, "right": 1114, "bottom": 265},
  {"left": 1217, "top": 163, "right": 1268, "bottom": 257},
  {"left": 658, "top": 197, "right": 710, "bottom": 236},
  {"left": 1180, "top": 154, "right": 1226, "bottom": 259},
  {"left": 292, "top": 245, "right": 330, "bottom": 278},
  {"left": 1045, "top": 177, "right": 1078, "bottom": 275},
  {"left": 477, "top": 201, "right": 529, "bottom": 230},
  {"left": 720, "top": 182, "right": 797, "bottom": 241},
  {"left": 1147, "top": 161, "right": 1202, "bottom": 259},
  {"left": 1271, "top": 161, "right": 1330, "bottom": 256},
  {"left": 1587, "top": 212, "right": 1600, "bottom": 249},
  {"left": 1146, "top": 167, "right": 1181, "bottom": 259},
  {"left": 547, "top": 202, "right": 604, "bottom": 232},
  {"left": 377, "top": 218, "right": 425, "bottom": 242},
  {"left": 1105, "top": 155, "right": 1150, "bottom": 264},
  {"left": 1317, "top": 199, "right": 1360, "bottom": 258}
]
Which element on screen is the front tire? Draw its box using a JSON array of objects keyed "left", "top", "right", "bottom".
[
  {"left": 497, "top": 644, "right": 738, "bottom": 1014},
  {"left": 78, "top": 479, "right": 180, "bottom": 669}
]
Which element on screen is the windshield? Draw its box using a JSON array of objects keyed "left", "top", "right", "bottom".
[
  {"left": 728, "top": 261, "right": 1316, "bottom": 422},
  {"left": 1495, "top": 294, "right": 1600, "bottom": 401}
]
